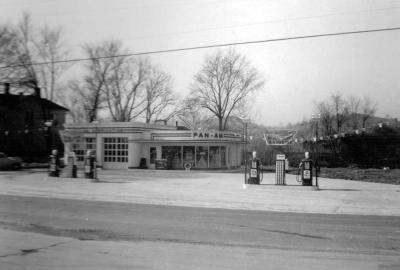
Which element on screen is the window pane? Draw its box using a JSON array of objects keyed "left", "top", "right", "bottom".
[
  {"left": 195, "top": 146, "right": 208, "bottom": 168},
  {"left": 221, "top": 146, "right": 226, "bottom": 167},
  {"left": 183, "top": 146, "right": 195, "bottom": 168},
  {"left": 103, "top": 137, "right": 128, "bottom": 163},
  {"left": 209, "top": 146, "right": 220, "bottom": 168}
]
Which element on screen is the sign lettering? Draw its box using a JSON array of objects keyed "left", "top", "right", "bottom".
[
  {"left": 276, "top": 154, "right": 286, "bottom": 160},
  {"left": 303, "top": 170, "right": 311, "bottom": 179},
  {"left": 192, "top": 132, "right": 224, "bottom": 139}
]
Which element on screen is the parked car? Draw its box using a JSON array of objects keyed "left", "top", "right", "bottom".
[{"left": 0, "top": 152, "right": 22, "bottom": 170}]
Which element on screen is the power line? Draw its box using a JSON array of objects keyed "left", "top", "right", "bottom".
[
  {"left": 127, "top": 6, "right": 400, "bottom": 41},
  {"left": 1, "top": 26, "right": 400, "bottom": 69}
]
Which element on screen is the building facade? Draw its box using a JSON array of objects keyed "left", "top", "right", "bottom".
[
  {"left": 63, "top": 122, "right": 244, "bottom": 170},
  {"left": 0, "top": 83, "right": 68, "bottom": 160}
]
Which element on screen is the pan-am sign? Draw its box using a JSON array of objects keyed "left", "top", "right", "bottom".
[{"left": 192, "top": 132, "right": 224, "bottom": 139}]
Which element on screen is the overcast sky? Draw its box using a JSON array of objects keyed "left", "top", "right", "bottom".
[{"left": 1, "top": 0, "right": 400, "bottom": 126}]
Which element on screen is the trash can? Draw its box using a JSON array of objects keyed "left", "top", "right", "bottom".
[{"left": 139, "top": 158, "right": 148, "bottom": 169}]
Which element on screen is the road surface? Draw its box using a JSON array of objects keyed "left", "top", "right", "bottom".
[{"left": 0, "top": 194, "right": 399, "bottom": 269}]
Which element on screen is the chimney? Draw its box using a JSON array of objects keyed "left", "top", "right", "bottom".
[
  {"left": 4, "top": 83, "right": 10, "bottom": 95},
  {"left": 34, "top": 87, "right": 41, "bottom": 97}
]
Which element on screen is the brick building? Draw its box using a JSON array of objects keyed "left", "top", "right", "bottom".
[{"left": 0, "top": 83, "right": 69, "bottom": 161}]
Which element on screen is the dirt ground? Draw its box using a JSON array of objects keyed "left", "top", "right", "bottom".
[{"left": 280, "top": 166, "right": 400, "bottom": 185}]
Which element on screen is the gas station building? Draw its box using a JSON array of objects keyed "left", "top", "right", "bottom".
[{"left": 62, "top": 122, "right": 243, "bottom": 170}]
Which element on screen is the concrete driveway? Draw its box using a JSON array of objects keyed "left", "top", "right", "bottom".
[{"left": 0, "top": 169, "right": 399, "bottom": 216}]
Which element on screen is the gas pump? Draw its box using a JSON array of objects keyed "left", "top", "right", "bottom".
[
  {"left": 84, "top": 150, "right": 97, "bottom": 181},
  {"left": 298, "top": 152, "right": 313, "bottom": 186},
  {"left": 248, "top": 151, "right": 263, "bottom": 184},
  {"left": 49, "top": 149, "right": 60, "bottom": 177},
  {"left": 64, "top": 152, "right": 78, "bottom": 178}
]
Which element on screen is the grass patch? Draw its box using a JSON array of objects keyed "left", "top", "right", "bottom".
[
  {"left": 317, "top": 167, "right": 400, "bottom": 185},
  {"left": 284, "top": 166, "right": 400, "bottom": 185}
]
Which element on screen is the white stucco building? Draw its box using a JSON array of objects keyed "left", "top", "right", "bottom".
[{"left": 63, "top": 122, "right": 244, "bottom": 170}]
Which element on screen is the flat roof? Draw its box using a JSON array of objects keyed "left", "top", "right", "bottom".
[
  {"left": 63, "top": 122, "right": 243, "bottom": 142},
  {"left": 65, "top": 121, "right": 179, "bottom": 131}
]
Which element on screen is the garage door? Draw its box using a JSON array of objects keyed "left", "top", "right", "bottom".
[{"left": 103, "top": 137, "right": 129, "bottom": 169}]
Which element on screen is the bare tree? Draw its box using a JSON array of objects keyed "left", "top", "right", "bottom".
[
  {"left": 316, "top": 101, "right": 335, "bottom": 136},
  {"left": 70, "top": 40, "right": 171, "bottom": 123},
  {"left": 175, "top": 97, "right": 211, "bottom": 130},
  {"left": 190, "top": 49, "right": 264, "bottom": 131},
  {"left": 13, "top": 14, "right": 39, "bottom": 90},
  {"left": 331, "top": 92, "right": 348, "bottom": 133},
  {"left": 0, "top": 25, "right": 20, "bottom": 83},
  {"left": 69, "top": 42, "right": 115, "bottom": 122},
  {"left": 35, "top": 25, "right": 70, "bottom": 101},
  {"left": 101, "top": 41, "right": 148, "bottom": 122},
  {"left": 0, "top": 13, "right": 69, "bottom": 100},
  {"left": 347, "top": 95, "right": 361, "bottom": 129},
  {"left": 59, "top": 82, "right": 86, "bottom": 123},
  {"left": 144, "top": 67, "right": 175, "bottom": 123},
  {"left": 361, "top": 96, "right": 377, "bottom": 128}
]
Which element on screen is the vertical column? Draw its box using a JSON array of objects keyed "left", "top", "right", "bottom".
[
  {"left": 96, "top": 135, "right": 102, "bottom": 167},
  {"left": 129, "top": 142, "right": 141, "bottom": 168},
  {"left": 156, "top": 145, "right": 162, "bottom": 159},
  {"left": 181, "top": 146, "right": 183, "bottom": 168},
  {"left": 227, "top": 146, "right": 231, "bottom": 169},
  {"left": 207, "top": 145, "right": 210, "bottom": 169},
  {"left": 64, "top": 142, "right": 71, "bottom": 165}
]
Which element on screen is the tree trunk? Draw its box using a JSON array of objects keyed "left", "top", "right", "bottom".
[{"left": 218, "top": 117, "right": 223, "bottom": 131}]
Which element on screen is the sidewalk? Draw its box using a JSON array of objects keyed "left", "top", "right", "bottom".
[{"left": 0, "top": 169, "right": 399, "bottom": 216}]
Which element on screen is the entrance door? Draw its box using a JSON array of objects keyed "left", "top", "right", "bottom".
[
  {"left": 161, "top": 146, "right": 182, "bottom": 169},
  {"left": 183, "top": 146, "right": 195, "bottom": 169}
]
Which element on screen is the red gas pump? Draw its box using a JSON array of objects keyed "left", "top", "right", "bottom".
[
  {"left": 248, "top": 151, "right": 263, "bottom": 184},
  {"left": 298, "top": 152, "right": 313, "bottom": 186},
  {"left": 49, "top": 149, "right": 60, "bottom": 177}
]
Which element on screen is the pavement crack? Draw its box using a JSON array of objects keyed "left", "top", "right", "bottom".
[
  {"left": 260, "top": 229, "right": 329, "bottom": 240},
  {"left": 227, "top": 223, "right": 329, "bottom": 240},
  {"left": 0, "top": 241, "right": 72, "bottom": 258}
]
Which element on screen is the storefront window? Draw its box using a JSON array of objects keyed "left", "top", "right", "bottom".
[
  {"left": 103, "top": 137, "right": 128, "bottom": 162},
  {"left": 209, "top": 146, "right": 220, "bottom": 168},
  {"left": 183, "top": 146, "right": 195, "bottom": 167},
  {"left": 72, "top": 137, "right": 96, "bottom": 161},
  {"left": 220, "top": 146, "right": 226, "bottom": 167},
  {"left": 162, "top": 146, "right": 182, "bottom": 169},
  {"left": 195, "top": 146, "right": 208, "bottom": 168},
  {"left": 72, "top": 142, "right": 85, "bottom": 161},
  {"left": 86, "top": 138, "right": 96, "bottom": 155}
]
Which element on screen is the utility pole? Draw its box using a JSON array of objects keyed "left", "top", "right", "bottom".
[{"left": 311, "top": 114, "right": 321, "bottom": 189}]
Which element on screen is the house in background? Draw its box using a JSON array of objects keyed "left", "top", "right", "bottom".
[{"left": 0, "top": 83, "right": 69, "bottom": 161}]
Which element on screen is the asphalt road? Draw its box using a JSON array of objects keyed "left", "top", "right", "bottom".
[{"left": 0, "top": 194, "right": 399, "bottom": 270}]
